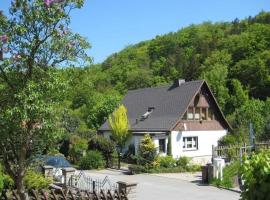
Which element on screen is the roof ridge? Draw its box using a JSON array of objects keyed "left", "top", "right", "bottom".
[{"left": 127, "top": 80, "right": 204, "bottom": 93}]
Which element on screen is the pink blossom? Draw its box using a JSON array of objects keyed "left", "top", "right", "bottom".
[
  {"left": 0, "top": 35, "right": 8, "bottom": 43},
  {"left": 12, "top": 54, "right": 21, "bottom": 61},
  {"left": 2, "top": 47, "right": 10, "bottom": 53},
  {"left": 44, "top": 0, "right": 64, "bottom": 7},
  {"left": 44, "top": 0, "right": 52, "bottom": 7}
]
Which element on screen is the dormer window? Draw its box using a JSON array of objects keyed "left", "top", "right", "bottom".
[
  {"left": 194, "top": 108, "right": 200, "bottom": 120},
  {"left": 187, "top": 107, "right": 194, "bottom": 120},
  {"left": 201, "top": 108, "right": 207, "bottom": 120},
  {"left": 208, "top": 108, "right": 214, "bottom": 120},
  {"left": 183, "top": 106, "right": 214, "bottom": 121}
]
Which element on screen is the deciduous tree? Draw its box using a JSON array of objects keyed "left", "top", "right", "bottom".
[
  {"left": 109, "top": 105, "right": 130, "bottom": 169},
  {"left": 0, "top": 1, "right": 90, "bottom": 198}
]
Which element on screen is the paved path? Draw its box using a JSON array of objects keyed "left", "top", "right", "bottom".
[{"left": 83, "top": 169, "right": 240, "bottom": 200}]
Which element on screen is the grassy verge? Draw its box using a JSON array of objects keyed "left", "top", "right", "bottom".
[
  {"left": 128, "top": 164, "right": 201, "bottom": 175},
  {"left": 210, "top": 161, "right": 240, "bottom": 189}
]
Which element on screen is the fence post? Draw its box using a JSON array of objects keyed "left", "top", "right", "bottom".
[
  {"left": 93, "top": 181, "right": 96, "bottom": 191},
  {"left": 42, "top": 165, "right": 54, "bottom": 179},
  {"left": 212, "top": 145, "right": 215, "bottom": 163},
  {"left": 117, "top": 181, "right": 137, "bottom": 200},
  {"left": 62, "top": 167, "right": 76, "bottom": 187}
]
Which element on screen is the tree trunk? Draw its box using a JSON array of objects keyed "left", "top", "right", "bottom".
[
  {"left": 16, "top": 144, "right": 27, "bottom": 200},
  {"left": 16, "top": 173, "right": 27, "bottom": 200}
]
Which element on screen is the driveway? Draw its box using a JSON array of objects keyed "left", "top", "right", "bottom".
[{"left": 83, "top": 169, "right": 240, "bottom": 200}]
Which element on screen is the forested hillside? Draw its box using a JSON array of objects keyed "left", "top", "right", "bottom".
[{"left": 61, "top": 11, "right": 270, "bottom": 143}]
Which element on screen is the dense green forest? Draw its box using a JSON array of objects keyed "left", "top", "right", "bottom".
[{"left": 60, "top": 11, "right": 270, "bottom": 144}]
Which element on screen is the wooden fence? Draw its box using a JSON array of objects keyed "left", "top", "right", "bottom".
[
  {"left": 212, "top": 142, "right": 270, "bottom": 162},
  {"left": 0, "top": 188, "right": 128, "bottom": 200}
]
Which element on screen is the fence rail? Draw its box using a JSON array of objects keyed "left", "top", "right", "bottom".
[
  {"left": 68, "top": 171, "right": 118, "bottom": 194},
  {"left": 212, "top": 142, "right": 270, "bottom": 162},
  {"left": 0, "top": 188, "right": 128, "bottom": 200}
]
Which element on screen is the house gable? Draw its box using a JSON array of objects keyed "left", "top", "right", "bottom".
[
  {"left": 171, "top": 82, "right": 231, "bottom": 131},
  {"left": 99, "top": 80, "right": 231, "bottom": 133}
]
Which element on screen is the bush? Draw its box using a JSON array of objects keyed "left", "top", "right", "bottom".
[
  {"left": 0, "top": 164, "right": 4, "bottom": 192},
  {"left": 137, "top": 134, "right": 157, "bottom": 168},
  {"left": 88, "top": 136, "right": 115, "bottom": 167},
  {"left": 79, "top": 150, "right": 105, "bottom": 170},
  {"left": 0, "top": 164, "right": 14, "bottom": 192},
  {"left": 210, "top": 161, "right": 240, "bottom": 188},
  {"left": 176, "top": 156, "right": 191, "bottom": 169},
  {"left": 128, "top": 165, "right": 147, "bottom": 174},
  {"left": 240, "top": 151, "right": 270, "bottom": 200},
  {"left": 69, "top": 135, "right": 88, "bottom": 163},
  {"left": 159, "top": 156, "right": 176, "bottom": 168},
  {"left": 123, "top": 144, "right": 137, "bottom": 164},
  {"left": 23, "top": 170, "right": 52, "bottom": 190}
]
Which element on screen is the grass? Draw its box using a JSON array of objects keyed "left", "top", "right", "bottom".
[
  {"left": 128, "top": 164, "right": 201, "bottom": 175},
  {"left": 210, "top": 161, "right": 240, "bottom": 189}
]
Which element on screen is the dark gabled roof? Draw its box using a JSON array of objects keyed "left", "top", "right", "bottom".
[{"left": 99, "top": 80, "right": 207, "bottom": 132}]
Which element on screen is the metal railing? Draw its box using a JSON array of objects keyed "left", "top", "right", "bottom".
[{"left": 68, "top": 171, "right": 118, "bottom": 193}]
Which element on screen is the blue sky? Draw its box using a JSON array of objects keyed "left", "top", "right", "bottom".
[{"left": 1, "top": 0, "right": 270, "bottom": 63}]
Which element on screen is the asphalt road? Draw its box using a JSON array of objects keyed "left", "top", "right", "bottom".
[{"left": 83, "top": 170, "right": 240, "bottom": 200}]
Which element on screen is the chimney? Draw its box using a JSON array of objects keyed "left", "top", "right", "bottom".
[{"left": 174, "top": 79, "right": 185, "bottom": 87}]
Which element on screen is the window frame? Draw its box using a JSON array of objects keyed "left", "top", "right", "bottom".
[
  {"left": 158, "top": 138, "right": 166, "bottom": 153},
  {"left": 182, "top": 136, "right": 198, "bottom": 151},
  {"left": 187, "top": 107, "right": 194, "bottom": 120}
]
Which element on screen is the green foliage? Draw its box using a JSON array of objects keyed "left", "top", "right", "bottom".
[
  {"left": 159, "top": 156, "right": 176, "bottom": 168},
  {"left": 79, "top": 150, "right": 105, "bottom": 170},
  {"left": 176, "top": 156, "right": 191, "bottom": 170},
  {"left": 128, "top": 162, "right": 201, "bottom": 174},
  {"left": 23, "top": 170, "right": 52, "bottom": 190},
  {"left": 123, "top": 144, "right": 137, "bottom": 164},
  {"left": 211, "top": 161, "right": 240, "bottom": 189},
  {"left": 235, "top": 99, "right": 267, "bottom": 138},
  {"left": 109, "top": 105, "right": 130, "bottom": 149},
  {"left": 88, "top": 136, "right": 115, "bottom": 167},
  {"left": 240, "top": 151, "right": 270, "bottom": 200},
  {"left": 128, "top": 164, "right": 147, "bottom": 175},
  {"left": 57, "top": 11, "right": 270, "bottom": 146},
  {"left": 137, "top": 134, "right": 157, "bottom": 168},
  {"left": 200, "top": 51, "right": 230, "bottom": 110},
  {"left": 109, "top": 104, "right": 130, "bottom": 169},
  {"left": 0, "top": 0, "right": 90, "bottom": 193},
  {"left": 68, "top": 135, "right": 88, "bottom": 163},
  {"left": 0, "top": 164, "right": 4, "bottom": 192}
]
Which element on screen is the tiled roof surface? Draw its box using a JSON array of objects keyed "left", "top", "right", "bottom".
[{"left": 99, "top": 80, "right": 204, "bottom": 131}]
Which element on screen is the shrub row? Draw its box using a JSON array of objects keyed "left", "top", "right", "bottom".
[{"left": 128, "top": 155, "right": 201, "bottom": 174}]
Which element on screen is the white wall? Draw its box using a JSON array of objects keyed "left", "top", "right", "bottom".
[
  {"left": 102, "top": 132, "right": 167, "bottom": 154},
  {"left": 171, "top": 130, "right": 227, "bottom": 163},
  {"left": 103, "top": 131, "right": 143, "bottom": 153}
]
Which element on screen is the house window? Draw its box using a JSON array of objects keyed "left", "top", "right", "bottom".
[
  {"left": 208, "top": 108, "right": 214, "bottom": 120},
  {"left": 187, "top": 107, "right": 194, "bottom": 120},
  {"left": 183, "top": 137, "right": 198, "bottom": 150},
  {"left": 194, "top": 107, "right": 200, "bottom": 120},
  {"left": 201, "top": 107, "right": 207, "bottom": 120},
  {"left": 159, "top": 139, "right": 166, "bottom": 153}
]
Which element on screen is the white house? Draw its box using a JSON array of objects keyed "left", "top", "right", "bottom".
[{"left": 99, "top": 80, "right": 231, "bottom": 164}]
